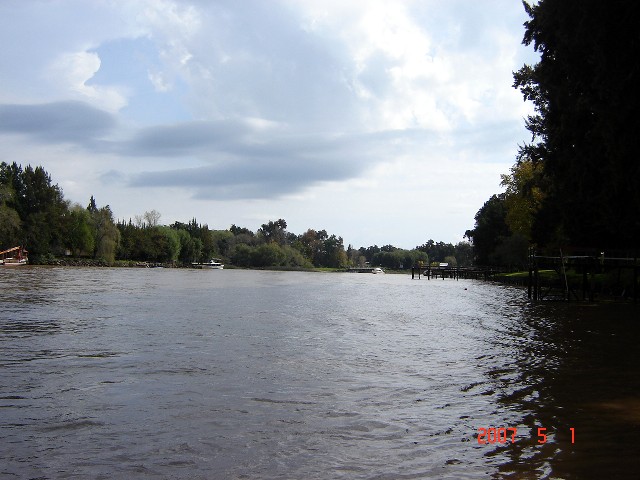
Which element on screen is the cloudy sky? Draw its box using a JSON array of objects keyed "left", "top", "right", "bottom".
[{"left": 0, "top": 0, "right": 538, "bottom": 249}]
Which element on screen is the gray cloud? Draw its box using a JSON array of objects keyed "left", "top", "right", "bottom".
[
  {"left": 127, "top": 130, "right": 370, "bottom": 200},
  {"left": 124, "top": 120, "right": 244, "bottom": 157},
  {"left": 123, "top": 124, "right": 456, "bottom": 200},
  {"left": 130, "top": 162, "right": 337, "bottom": 200},
  {"left": 0, "top": 99, "right": 382, "bottom": 199},
  {"left": 0, "top": 101, "right": 116, "bottom": 144},
  {"left": 99, "top": 169, "right": 126, "bottom": 185},
  {"left": 120, "top": 115, "right": 411, "bottom": 200}
]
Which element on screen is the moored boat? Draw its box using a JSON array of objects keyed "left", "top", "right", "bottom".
[
  {"left": 0, "top": 246, "right": 28, "bottom": 266},
  {"left": 192, "top": 259, "right": 224, "bottom": 269}
]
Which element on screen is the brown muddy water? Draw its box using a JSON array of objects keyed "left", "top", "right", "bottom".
[{"left": 1, "top": 267, "right": 638, "bottom": 479}]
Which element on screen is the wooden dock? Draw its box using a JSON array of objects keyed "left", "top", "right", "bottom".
[
  {"left": 410, "top": 248, "right": 638, "bottom": 303},
  {"left": 410, "top": 265, "right": 503, "bottom": 281},
  {"left": 528, "top": 248, "right": 638, "bottom": 303}
]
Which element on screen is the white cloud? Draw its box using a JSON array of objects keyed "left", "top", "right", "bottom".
[
  {"left": 0, "top": 0, "right": 539, "bottom": 246},
  {"left": 148, "top": 70, "right": 172, "bottom": 92},
  {"left": 47, "top": 51, "right": 129, "bottom": 112}
]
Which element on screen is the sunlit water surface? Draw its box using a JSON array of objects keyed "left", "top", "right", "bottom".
[{"left": 1, "top": 267, "right": 639, "bottom": 479}]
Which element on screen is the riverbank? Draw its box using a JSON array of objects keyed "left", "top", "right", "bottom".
[
  {"left": 27, "top": 257, "right": 406, "bottom": 274},
  {"left": 32, "top": 257, "right": 174, "bottom": 268},
  {"left": 26, "top": 257, "right": 346, "bottom": 273},
  {"left": 491, "top": 269, "right": 639, "bottom": 303}
]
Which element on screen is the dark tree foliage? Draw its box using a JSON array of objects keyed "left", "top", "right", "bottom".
[
  {"left": 258, "top": 219, "right": 288, "bottom": 245},
  {"left": 0, "top": 162, "right": 67, "bottom": 257},
  {"left": 372, "top": 249, "right": 428, "bottom": 270},
  {"left": 465, "top": 194, "right": 510, "bottom": 266},
  {"left": 515, "top": 0, "right": 640, "bottom": 248},
  {"left": 229, "top": 224, "right": 254, "bottom": 236},
  {"left": 358, "top": 245, "right": 380, "bottom": 263},
  {"left": 294, "top": 229, "right": 347, "bottom": 268},
  {"left": 415, "top": 240, "right": 456, "bottom": 263}
]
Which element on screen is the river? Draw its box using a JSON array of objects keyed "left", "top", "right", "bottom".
[{"left": 1, "top": 267, "right": 638, "bottom": 479}]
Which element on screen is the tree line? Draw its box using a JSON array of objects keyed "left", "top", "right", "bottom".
[
  {"left": 465, "top": 0, "right": 640, "bottom": 267},
  {"left": 0, "top": 163, "right": 120, "bottom": 263},
  {"left": 0, "top": 161, "right": 471, "bottom": 269}
]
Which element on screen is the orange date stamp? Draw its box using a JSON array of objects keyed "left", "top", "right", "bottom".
[{"left": 477, "top": 427, "right": 575, "bottom": 444}]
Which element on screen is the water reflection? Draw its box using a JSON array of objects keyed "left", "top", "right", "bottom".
[{"left": 491, "top": 303, "right": 640, "bottom": 479}]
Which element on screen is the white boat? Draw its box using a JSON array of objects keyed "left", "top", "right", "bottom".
[
  {"left": 372, "top": 267, "right": 384, "bottom": 274},
  {"left": 192, "top": 259, "right": 224, "bottom": 269},
  {"left": 0, "top": 246, "right": 28, "bottom": 266}
]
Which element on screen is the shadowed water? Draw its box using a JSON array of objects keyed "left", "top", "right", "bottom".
[{"left": 1, "top": 267, "right": 638, "bottom": 479}]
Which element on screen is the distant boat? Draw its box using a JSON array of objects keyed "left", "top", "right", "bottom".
[
  {"left": 0, "top": 246, "right": 28, "bottom": 266},
  {"left": 192, "top": 259, "right": 224, "bottom": 269},
  {"left": 347, "top": 266, "right": 385, "bottom": 274}
]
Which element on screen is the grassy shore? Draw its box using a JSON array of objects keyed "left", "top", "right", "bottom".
[{"left": 492, "top": 268, "right": 638, "bottom": 302}]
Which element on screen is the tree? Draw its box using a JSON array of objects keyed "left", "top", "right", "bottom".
[
  {"left": 298, "top": 229, "right": 326, "bottom": 265},
  {"left": 230, "top": 224, "right": 254, "bottom": 236},
  {"left": 92, "top": 205, "right": 120, "bottom": 264},
  {"left": 231, "top": 243, "right": 254, "bottom": 267},
  {"left": 200, "top": 227, "right": 216, "bottom": 261},
  {"left": 174, "top": 229, "right": 199, "bottom": 264},
  {"left": 67, "top": 206, "right": 95, "bottom": 256},
  {"left": 211, "top": 230, "right": 233, "bottom": 258},
  {"left": 143, "top": 226, "right": 180, "bottom": 263},
  {"left": 443, "top": 255, "right": 457, "bottom": 267},
  {"left": 514, "top": 0, "right": 640, "bottom": 248},
  {"left": 465, "top": 195, "right": 510, "bottom": 265},
  {"left": 0, "top": 163, "right": 68, "bottom": 257},
  {"left": 282, "top": 246, "right": 313, "bottom": 268},
  {"left": 491, "top": 233, "right": 529, "bottom": 270},
  {"left": 252, "top": 242, "right": 287, "bottom": 267},
  {"left": 258, "top": 219, "right": 288, "bottom": 245},
  {"left": 500, "top": 158, "right": 544, "bottom": 242},
  {"left": 359, "top": 245, "right": 380, "bottom": 264},
  {"left": 347, "top": 244, "right": 366, "bottom": 267},
  {"left": 415, "top": 240, "right": 455, "bottom": 263},
  {"left": 0, "top": 204, "right": 21, "bottom": 247},
  {"left": 87, "top": 195, "right": 98, "bottom": 213},
  {"left": 322, "top": 234, "right": 348, "bottom": 268},
  {"left": 372, "top": 249, "right": 428, "bottom": 269},
  {"left": 453, "top": 241, "right": 474, "bottom": 267},
  {"left": 144, "top": 209, "right": 161, "bottom": 228},
  {"left": 0, "top": 183, "right": 21, "bottom": 247}
]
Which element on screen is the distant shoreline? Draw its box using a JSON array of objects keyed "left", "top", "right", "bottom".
[
  {"left": 23, "top": 258, "right": 335, "bottom": 272},
  {"left": 20, "top": 258, "right": 410, "bottom": 274}
]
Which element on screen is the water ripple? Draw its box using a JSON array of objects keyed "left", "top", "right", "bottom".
[{"left": 1, "top": 269, "right": 638, "bottom": 478}]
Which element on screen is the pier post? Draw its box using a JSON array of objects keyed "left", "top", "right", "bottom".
[
  {"left": 582, "top": 261, "right": 588, "bottom": 301},
  {"left": 589, "top": 261, "right": 595, "bottom": 302},
  {"left": 634, "top": 264, "right": 638, "bottom": 304}
]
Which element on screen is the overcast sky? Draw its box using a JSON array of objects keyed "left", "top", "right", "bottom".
[{"left": 0, "top": 0, "right": 538, "bottom": 249}]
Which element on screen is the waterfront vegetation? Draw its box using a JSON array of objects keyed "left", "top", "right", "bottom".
[
  {"left": 465, "top": 1, "right": 640, "bottom": 268},
  {"left": 0, "top": 162, "right": 472, "bottom": 269}
]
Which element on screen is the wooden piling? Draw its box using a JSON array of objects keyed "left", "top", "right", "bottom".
[{"left": 632, "top": 254, "right": 638, "bottom": 303}]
